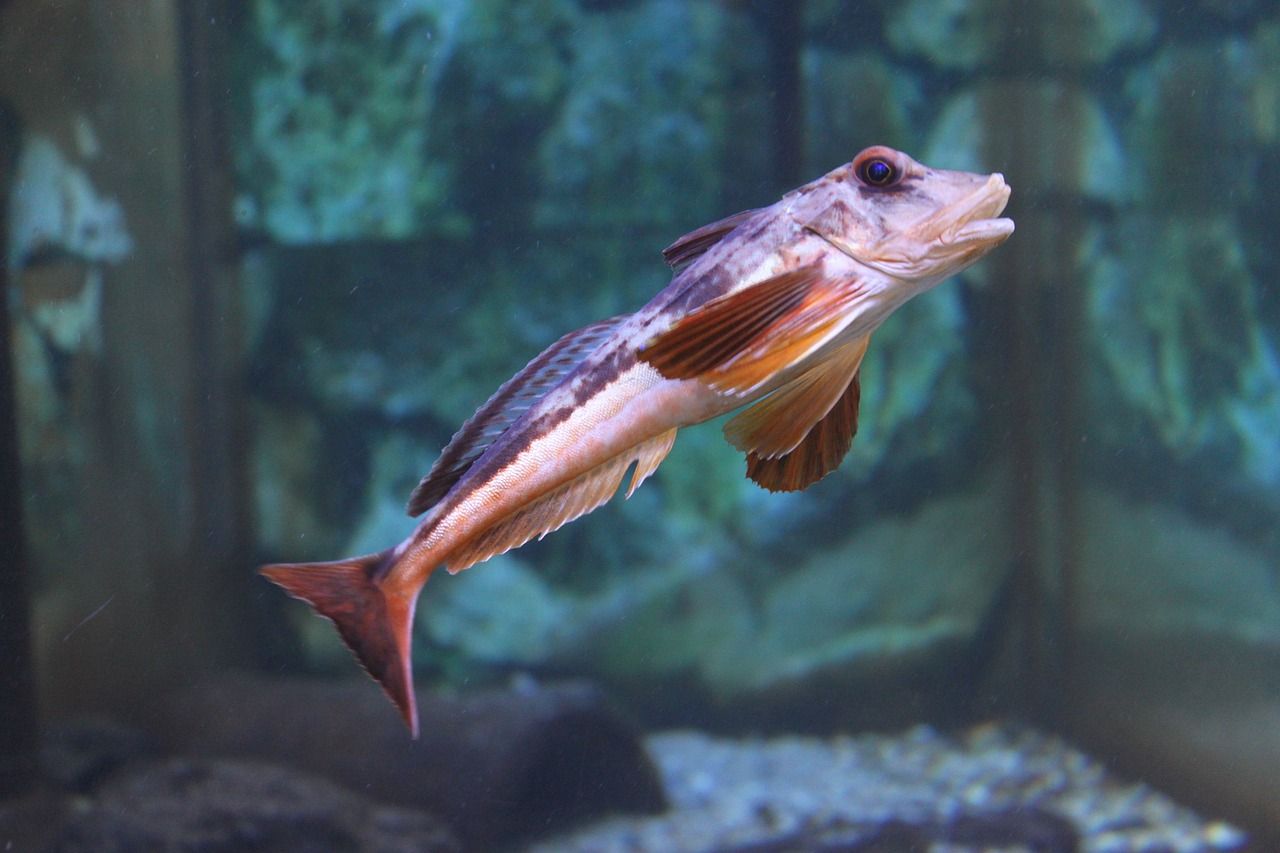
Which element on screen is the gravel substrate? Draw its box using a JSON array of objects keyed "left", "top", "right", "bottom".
[{"left": 533, "top": 723, "right": 1248, "bottom": 852}]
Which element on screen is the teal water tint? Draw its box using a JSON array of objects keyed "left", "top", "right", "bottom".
[{"left": 4, "top": 0, "right": 1280, "bottom": 846}]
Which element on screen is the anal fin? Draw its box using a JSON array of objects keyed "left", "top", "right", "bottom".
[{"left": 446, "top": 429, "right": 679, "bottom": 574}]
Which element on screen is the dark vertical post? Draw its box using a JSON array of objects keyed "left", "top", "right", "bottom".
[
  {"left": 980, "top": 2, "right": 1088, "bottom": 728},
  {"left": 0, "top": 102, "right": 39, "bottom": 797},
  {"left": 176, "top": 0, "right": 253, "bottom": 667}
]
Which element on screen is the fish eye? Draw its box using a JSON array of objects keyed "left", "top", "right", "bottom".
[{"left": 857, "top": 157, "right": 899, "bottom": 188}]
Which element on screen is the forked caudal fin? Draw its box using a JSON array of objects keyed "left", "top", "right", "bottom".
[{"left": 260, "top": 550, "right": 422, "bottom": 737}]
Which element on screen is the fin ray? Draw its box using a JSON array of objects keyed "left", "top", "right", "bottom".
[
  {"left": 662, "top": 207, "right": 762, "bottom": 270},
  {"left": 640, "top": 265, "right": 824, "bottom": 379},
  {"left": 724, "top": 334, "right": 870, "bottom": 459},
  {"left": 260, "top": 551, "right": 424, "bottom": 736},
  {"left": 640, "top": 265, "right": 866, "bottom": 396},
  {"left": 446, "top": 430, "right": 678, "bottom": 573},
  {"left": 627, "top": 428, "right": 677, "bottom": 498},
  {"left": 745, "top": 368, "right": 863, "bottom": 492}
]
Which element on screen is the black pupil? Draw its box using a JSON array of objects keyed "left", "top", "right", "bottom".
[{"left": 864, "top": 159, "right": 894, "bottom": 185}]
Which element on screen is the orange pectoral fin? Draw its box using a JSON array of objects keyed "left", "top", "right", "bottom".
[
  {"left": 745, "top": 367, "right": 863, "bottom": 492},
  {"left": 724, "top": 333, "right": 870, "bottom": 459},
  {"left": 639, "top": 265, "right": 867, "bottom": 396}
]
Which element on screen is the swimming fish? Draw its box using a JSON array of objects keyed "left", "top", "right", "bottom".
[{"left": 262, "top": 146, "right": 1014, "bottom": 736}]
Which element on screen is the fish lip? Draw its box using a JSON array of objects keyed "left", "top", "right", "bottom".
[
  {"left": 931, "top": 173, "right": 1014, "bottom": 249},
  {"left": 849, "top": 172, "right": 1014, "bottom": 276},
  {"left": 947, "top": 216, "right": 1015, "bottom": 246}
]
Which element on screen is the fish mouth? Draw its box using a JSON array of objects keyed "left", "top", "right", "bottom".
[
  {"left": 861, "top": 173, "right": 1015, "bottom": 280},
  {"left": 932, "top": 173, "right": 1015, "bottom": 251}
]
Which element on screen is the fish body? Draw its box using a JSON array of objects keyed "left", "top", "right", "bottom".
[{"left": 262, "top": 146, "right": 1014, "bottom": 735}]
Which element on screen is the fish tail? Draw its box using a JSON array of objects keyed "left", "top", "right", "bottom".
[{"left": 260, "top": 549, "right": 424, "bottom": 737}]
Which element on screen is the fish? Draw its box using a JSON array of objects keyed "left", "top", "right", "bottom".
[{"left": 261, "top": 146, "right": 1014, "bottom": 736}]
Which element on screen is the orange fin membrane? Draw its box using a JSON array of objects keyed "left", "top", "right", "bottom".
[
  {"left": 724, "top": 334, "right": 870, "bottom": 459},
  {"left": 745, "top": 368, "right": 862, "bottom": 492},
  {"left": 640, "top": 265, "right": 866, "bottom": 396},
  {"left": 260, "top": 551, "right": 422, "bottom": 737}
]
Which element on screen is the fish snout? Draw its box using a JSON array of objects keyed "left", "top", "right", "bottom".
[{"left": 937, "top": 173, "right": 1014, "bottom": 249}]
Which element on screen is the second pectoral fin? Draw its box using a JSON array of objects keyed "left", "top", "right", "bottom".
[
  {"left": 639, "top": 265, "right": 866, "bottom": 395},
  {"left": 744, "top": 370, "right": 862, "bottom": 492},
  {"left": 723, "top": 333, "right": 869, "bottom": 459}
]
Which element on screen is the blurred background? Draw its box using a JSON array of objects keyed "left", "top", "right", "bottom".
[{"left": 1, "top": 0, "right": 1278, "bottom": 850}]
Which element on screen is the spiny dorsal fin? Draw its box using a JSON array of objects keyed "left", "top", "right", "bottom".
[
  {"left": 724, "top": 334, "right": 870, "bottom": 459},
  {"left": 745, "top": 369, "right": 862, "bottom": 492},
  {"left": 640, "top": 265, "right": 867, "bottom": 396},
  {"left": 407, "top": 314, "right": 629, "bottom": 517},
  {"left": 662, "top": 207, "right": 761, "bottom": 270},
  {"left": 445, "top": 428, "right": 678, "bottom": 574}
]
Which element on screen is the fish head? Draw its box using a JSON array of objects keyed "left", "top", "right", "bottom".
[{"left": 798, "top": 146, "right": 1014, "bottom": 290}]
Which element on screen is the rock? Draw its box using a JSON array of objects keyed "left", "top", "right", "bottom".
[
  {"left": 250, "top": 402, "right": 340, "bottom": 561},
  {"left": 801, "top": 48, "right": 920, "bottom": 174},
  {"left": 232, "top": 1, "right": 467, "bottom": 242},
  {"left": 420, "top": 554, "right": 579, "bottom": 665},
  {"left": 1078, "top": 489, "right": 1280, "bottom": 644},
  {"left": 702, "top": 485, "right": 1008, "bottom": 706},
  {"left": 341, "top": 430, "right": 437, "bottom": 555},
  {"left": 153, "top": 674, "right": 666, "bottom": 849},
  {"left": 534, "top": 0, "right": 731, "bottom": 235},
  {"left": 1125, "top": 39, "right": 1274, "bottom": 213},
  {"left": 56, "top": 757, "right": 461, "bottom": 852},
  {"left": 533, "top": 724, "right": 1246, "bottom": 852},
  {"left": 40, "top": 719, "right": 156, "bottom": 793}
]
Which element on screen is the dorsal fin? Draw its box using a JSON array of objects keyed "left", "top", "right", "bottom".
[
  {"left": 662, "top": 207, "right": 761, "bottom": 270},
  {"left": 445, "top": 429, "right": 678, "bottom": 574},
  {"left": 407, "top": 314, "right": 629, "bottom": 517}
]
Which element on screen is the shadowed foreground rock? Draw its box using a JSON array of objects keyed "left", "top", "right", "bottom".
[
  {"left": 151, "top": 674, "right": 666, "bottom": 849},
  {"left": 56, "top": 758, "right": 461, "bottom": 853}
]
